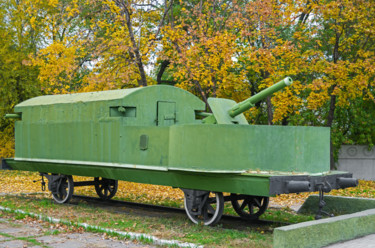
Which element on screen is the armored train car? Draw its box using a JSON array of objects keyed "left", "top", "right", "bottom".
[{"left": 2, "top": 78, "right": 358, "bottom": 225}]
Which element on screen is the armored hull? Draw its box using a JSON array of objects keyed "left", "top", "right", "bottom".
[
  {"left": 11, "top": 85, "right": 329, "bottom": 174},
  {"left": 3, "top": 82, "right": 358, "bottom": 225}
]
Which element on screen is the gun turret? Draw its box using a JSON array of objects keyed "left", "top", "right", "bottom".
[
  {"left": 228, "top": 77, "right": 292, "bottom": 117},
  {"left": 203, "top": 77, "right": 293, "bottom": 124}
]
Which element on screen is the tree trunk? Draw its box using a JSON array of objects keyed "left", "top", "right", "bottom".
[
  {"left": 326, "top": 29, "right": 341, "bottom": 170},
  {"left": 266, "top": 96, "right": 273, "bottom": 125},
  {"left": 125, "top": 13, "right": 148, "bottom": 87},
  {"left": 157, "top": 60, "right": 171, "bottom": 84},
  {"left": 327, "top": 94, "right": 337, "bottom": 170},
  {"left": 117, "top": 1, "right": 148, "bottom": 87}
]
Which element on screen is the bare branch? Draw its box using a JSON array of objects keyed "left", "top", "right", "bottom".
[{"left": 144, "top": 0, "right": 174, "bottom": 56}]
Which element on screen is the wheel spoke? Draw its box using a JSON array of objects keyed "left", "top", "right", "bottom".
[
  {"left": 184, "top": 191, "right": 223, "bottom": 226},
  {"left": 253, "top": 198, "right": 261, "bottom": 208},
  {"left": 203, "top": 207, "right": 209, "bottom": 221},
  {"left": 61, "top": 187, "right": 67, "bottom": 197},
  {"left": 240, "top": 199, "right": 248, "bottom": 211},
  {"left": 207, "top": 204, "right": 215, "bottom": 214},
  {"left": 248, "top": 203, "right": 254, "bottom": 214},
  {"left": 231, "top": 194, "right": 269, "bottom": 221},
  {"left": 95, "top": 178, "right": 118, "bottom": 200},
  {"left": 52, "top": 175, "right": 73, "bottom": 204}
]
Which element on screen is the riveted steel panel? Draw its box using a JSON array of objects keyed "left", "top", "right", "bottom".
[
  {"left": 168, "top": 124, "right": 330, "bottom": 174},
  {"left": 14, "top": 86, "right": 205, "bottom": 169},
  {"left": 5, "top": 83, "right": 355, "bottom": 199}
]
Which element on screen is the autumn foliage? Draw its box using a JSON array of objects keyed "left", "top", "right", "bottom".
[
  {"left": 0, "top": 171, "right": 374, "bottom": 209},
  {"left": 0, "top": 0, "right": 375, "bottom": 165}
]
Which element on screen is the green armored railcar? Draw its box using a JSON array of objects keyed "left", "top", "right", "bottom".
[{"left": 2, "top": 78, "right": 357, "bottom": 225}]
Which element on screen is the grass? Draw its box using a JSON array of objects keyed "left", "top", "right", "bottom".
[
  {"left": 262, "top": 208, "right": 314, "bottom": 224},
  {"left": 44, "top": 229, "right": 60, "bottom": 235},
  {"left": 0, "top": 192, "right": 318, "bottom": 247},
  {"left": 0, "top": 194, "right": 274, "bottom": 247},
  {"left": 0, "top": 170, "right": 373, "bottom": 247},
  {"left": 0, "top": 196, "right": 312, "bottom": 248},
  {"left": 0, "top": 230, "right": 49, "bottom": 248}
]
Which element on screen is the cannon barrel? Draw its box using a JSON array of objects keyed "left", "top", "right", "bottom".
[{"left": 228, "top": 77, "right": 293, "bottom": 118}]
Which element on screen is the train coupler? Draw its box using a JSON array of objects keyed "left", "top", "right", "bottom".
[
  {"left": 315, "top": 183, "right": 334, "bottom": 220},
  {"left": 33, "top": 173, "right": 46, "bottom": 191},
  {"left": 1, "top": 159, "right": 12, "bottom": 170}
]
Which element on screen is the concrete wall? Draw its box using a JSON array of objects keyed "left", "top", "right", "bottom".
[
  {"left": 298, "top": 195, "right": 375, "bottom": 215},
  {"left": 273, "top": 209, "right": 375, "bottom": 248},
  {"left": 337, "top": 145, "right": 375, "bottom": 180}
]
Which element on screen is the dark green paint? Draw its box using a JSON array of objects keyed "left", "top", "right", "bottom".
[
  {"left": 169, "top": 124, "right": 329, "bottom": 173},
  {"left": 6, "top": 159, "right": 271, "bottom": 196},
  {"left": 4, "top": 113, "right": 21, "bottom": 119},
  {"left": 229, "top": 77, "right": 292, "bottom": 118},
  {"left": 204, "top": 77, "right": 292, "bottom": 124},
  {"left": 206, "top": 98, "right": 248, "bottom": 124},
  {"left": 7, "top": 82, "right": 338, "bottom": 196}
]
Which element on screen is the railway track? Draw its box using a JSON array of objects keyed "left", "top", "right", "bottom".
[
  {"left": 2, "top": 193, "right": 287, "bottom": 231},
  {"left": 70, "top": 195, "right": 286, "bottom": 230}
]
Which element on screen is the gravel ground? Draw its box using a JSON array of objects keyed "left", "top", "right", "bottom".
[
  {"left": 324, "top": 234, "right": 375, "bottom": 248},
  {"left": 0, "top": 216, "right": 155, "bottom": 248},
  {"left": 1, "top": 212, "right": 373, "bottom": 248}
]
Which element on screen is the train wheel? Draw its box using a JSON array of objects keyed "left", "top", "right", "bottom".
[
  {"left": 230, "top": 194, "right": 269, "bottom": 220},
  {"left": 52, "top": 175, "right": 74, "bottom": 204},
  {"left": 94, "top": 177, "right": 118, "bottom": 200},
  {"left": 184, "top": 191, "right": 224, "bottom": 226}
]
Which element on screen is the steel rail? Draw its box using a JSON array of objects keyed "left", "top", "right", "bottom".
[{"left": 71, "top": 194, "right": 286, "bottom": 227}]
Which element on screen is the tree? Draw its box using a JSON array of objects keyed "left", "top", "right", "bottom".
[
  {"left": 29, "top": 0, "right": 102, "bottom": 94},
  {"left": 0, "top": 0, "right": 40, "bottom": 157},
  {"left": 1, "top": 0, "right": 374, "bottom": 164},
  {"left": 287, "top": 0, "right": 375, "bottom": 167},
  {"left": 78, "top": 0, "right": 173, "bottom": 91},
  {"left": 161, "top": 0, "right": 247, "bottom": 108}
]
